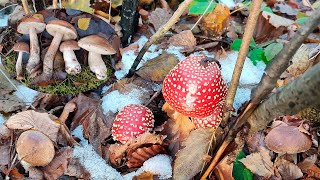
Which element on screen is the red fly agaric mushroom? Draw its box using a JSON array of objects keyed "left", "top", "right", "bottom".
[
  {"left": 162, "top": 55, "right": 228, "bottom": 118},
  {"left": 112, "top": 104, "right": 155, "bottom": 144},
  {"left": 13, "top": 42, "right": 29, "bottom": 80},
  {"left": 43, "top": 20, "right": 78, "bottom": 77},
  {"left": 78, "top": 35, "right": 116, "bottom": 80},
  {"left": 16, "top": 130, "right": 55, "bottom": 166},
  {"left": 17, "top": 17, "right": 45, "bottom": 74},
  {"left": 193, "top": 101, "right": 224, "bottom": 128},
  {"left": 59, "top": 40, "right": 81, "bottom": 75}
]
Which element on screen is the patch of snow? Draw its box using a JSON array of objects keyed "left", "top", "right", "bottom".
[
  {"left": 191, "top": 50, "right": 214, "bottom": 58},
  {"left": 0, "top": 114, "right": 6, "bottom": 125},
  {"left": 151, "top": 83, "right": 162, "bottom": 92},
  {"left": 234, "top": 88, "right": 251, "bottom": 110},
  {"left": 72, "top": 126, "right": 123, "bottom": 180},
  {"left": 101, "top": 84, "right": 112, "bottom": 94},
  {"left": 220, "top": 51, "right": 266, "bottom": 85},
  {"left": 71, "top": 125, "right": 86, "bottom": 143},
  {"left": 123, "top": 154, "right": 172, "bottom": 180},
  {"left": 219, "top": 0, "right": 236, "bottom": 8},
  {"left": 0, "top": 14, "right": 8, "bottom": 28},
  {"left": 166, "top": 46, "right": 185, "bottom": 61},
  {"left": 13, "top": 85, "right": 39, "bottom": 105},
  {"left": 101, "top": 88, "right": 147, "bottom": 114}
]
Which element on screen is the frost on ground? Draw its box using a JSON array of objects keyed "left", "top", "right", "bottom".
[
  {"left": 101, "top": 88, "right": 148, "bottom": 114},
  {"left": 13, "top": 85, "right": 39, "bottom": 105},
  {"left": 0, "top": 113, "right": 6, "bottom": 125},
  {"left": 72, "top": 126, "right": 123, "bottom": 180},
  {"left": 123, "top": 154, "right": 172, "bottom": 180}
]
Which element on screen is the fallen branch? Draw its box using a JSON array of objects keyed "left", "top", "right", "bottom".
[
  {"left": 21, "top": 0, "right": 30, "bottom": 15},
  {"left": 221, "top": 0, "right": 263, "bottom": 125},
  {"left": 127, "top": 0, "right": 194, "bottom": 77},
  {"left": 120, "top": 0, "right": 139, "bottom": 46},
  {"left": 247, "top": 63, "right": 320, "bottom": 133}
]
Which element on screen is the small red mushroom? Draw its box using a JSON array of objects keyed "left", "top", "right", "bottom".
[
  {"left": 112, "top": 104, "right": 155, "bottom": 144},
  {"left": 162, "top": 55, "right": 228, "bottom": 119}
]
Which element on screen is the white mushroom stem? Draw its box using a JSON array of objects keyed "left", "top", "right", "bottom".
[
  {"left": 62, "top": 50, "right": 81, "bottom": 75},
  {"left": 43, "top": 33, "right": 63, "bottom": 76},
  {"left": 88, "top": 52, "right": 108, "bottom": 80},
  {"left": 26, "top": 27, "right": 40, "bottom": 74},
  {"left": 16, "top": 51, "right": 24, "bottom": 80}
]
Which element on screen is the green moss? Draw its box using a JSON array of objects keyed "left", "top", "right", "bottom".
[{"left": 3, "top": 53, "right": 113, "bottom": 95}]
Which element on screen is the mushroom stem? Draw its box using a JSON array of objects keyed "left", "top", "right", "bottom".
[
  {"left": 88, "top": 52, "right": 108, "bottom": 80},
  {"left": 43, "top": 32, "right": 63, "bottom": 76},
  {"left": 62, "top": 50, "right": 81, "bottom": 75},
  {"left": 26, "top": 27, "right": 41, "bottom": 74},
  {"left": 16, "top": 52, "right": 24, "bottom": 80}
]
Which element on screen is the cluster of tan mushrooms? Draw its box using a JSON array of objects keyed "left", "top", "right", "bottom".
[{"left": 13, "top": 17, "right": 116, "bottom": 81}]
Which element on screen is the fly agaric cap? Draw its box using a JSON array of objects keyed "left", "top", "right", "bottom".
[
  {"left": 78, "top": 35, "right": 116, "bottom": 55},
  {"left": 16, "top": 130, "right": 55, "bottom": 166},
  {"left": 265, "top": 125, "right": 312, "bottom": 154},
  {"left": 17, "top": 17, "right": 46, "bottom": 34},
  {"left": 46, "top": 20, "right": 77, "bottom": 41},
  {"left": 13, "top": 42, "right": 30, "bottom": 53},
  {"left": 162, "top": 55, "right": 228, "bottom": 118},
  {"left": 193, "top": 101, "right": 224, "bottom": 128},
  {"left": 112, "top": 104, "right": 155, "bottom": 144}
]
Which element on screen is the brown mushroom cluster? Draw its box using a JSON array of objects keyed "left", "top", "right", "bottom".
[{"left": 14, "top": 16, "right": 116, "bottom": 81}]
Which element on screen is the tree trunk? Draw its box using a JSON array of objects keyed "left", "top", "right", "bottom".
[
  {"left": 247, "top": 63, "right": 320, "bottom": 133},
  {"left": 120, "top": 0, "right": 139, "bottom": 46}
]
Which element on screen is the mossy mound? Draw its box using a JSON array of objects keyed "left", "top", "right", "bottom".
[{"left": 3, "top": 54, "right": 113, "bottom": 95}]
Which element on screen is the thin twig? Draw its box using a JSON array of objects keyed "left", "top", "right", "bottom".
[
  {"left": 21, "top": 0, "right": 30, "bottom": 15},
  {"left": 190, "top": 0, "right": 215, "bottom": 31},
  {"left": 0, "top": 4, "right": 18, "bottom": 12},
  {"left": 201, "top": 0, "right": 263, "bottom": 179},
  {"left": 127, "top": 0, "right": 194, "bottom": 77},
  {"left": 109, "top": 0, "right": 112, "bottom": 22},
  {"left": 52, "top": 0, "right": 58, "bottom": 9}
]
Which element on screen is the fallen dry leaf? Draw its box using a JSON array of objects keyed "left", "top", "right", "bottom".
[
  {"left": 201, "top": 4, "right": 230, "bottom": 37},
  {"left": 168, "top": 30, "right": 197, "bottom": 51},
  {"left": 28, "top": 167, "right": 44, "bottom": 179},
  {"left": 246, "top": 131, "right": 266, "bottom": 153},
  {"left": 173, "top": 128, "right": 214, "bottom": 180},
  {"left": 297, "top": 154, "right": 317, "bottom": 173},
  {"left": 305, "top": 165, "right": 320, "bottom": 179},
  {"left": 0, "top": 78, "right": 25, "bottom": 113},
  {"left": 78, "top": 18, "right": 91, "bottom": 30},
  {"left": 149, "top": 8, "right": 172, "bottom": 31},
  {"left": 286, "top": 44, "right": 313, "bottom": 77},
  {"left": 0, "top": 142, "right": 10, "bottom": 166},
  {"left": 42, "top": 147, "right": 72, "bottom": 180},
  {"left": 5, "top": 110, "right": 61, "bottom": 142},
  {"left": 274, "top": 3, "right": 299, "bottom": 16},
  {"left": 136, "top": 54, "right": 179, "bottom": 82},
  {"left": 239, "top": 146, "right": 274, "bottom": 178},
  {"left": 214, "top": 156, "right": 234, "bottom": 180},
  {"left": 109, "top": 133, "right": 166, "bottom": 167},
  {"left": 274, "top": 157, "right": 303, "bottom": 180},
  {"left": 161, "top": 103, "right": 195, "bottom": 156},
  {"left": 0, "top": 125, "right": 10, "bottom": 141},
  {"left": 127, "top": 144, "right": 166, "bottom": 168},
  {"left": 134, "top": 171, "right": 155, "bottom": 180},
  {"left": 262, "top": 11, "right": 295, "bottom": 28}
]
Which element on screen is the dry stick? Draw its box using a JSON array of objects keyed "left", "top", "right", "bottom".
[
  {"left": 21, "top": 0, "right": 30, "bottom": 15},
  {"left": 221, "top": 0, "right": 263, "bottom": 125},
  {"left": 201, "top": 0, "right": 263, "bottom": 179},
  {"left": 126, "top": 0, "right": 194, "bottom": 77},
  {"left": 52, "top": 0, "right": 58, "bottom": 8},
  {"left": 201, "top": 8, "right": 320, "bottom": 180}
]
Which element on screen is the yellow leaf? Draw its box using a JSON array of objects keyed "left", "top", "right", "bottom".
[
  {"left": 32, "top": 14, "right": 44, "bottom": 21},
  {"left": 62, "top": 0, "right": 94, "bottom": 14},
  {"left": 111, "top": 0, "right": 123, "bottom": 8},
  {"left": 78, "top": 18, "right": 91, "bottom": 30},
  {"left": 201, "top": 4, "right": 230, "bottom": 36}
]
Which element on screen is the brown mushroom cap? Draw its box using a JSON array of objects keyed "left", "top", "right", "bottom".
[
  {"left": 16, "top": 130, "right": 55, "bottom": 166},
  {"left": 13, "top": 42, "right": 30, "bottom": 53},
  {"left": 17, "top": 17, "right": 46, "bottom": 34},
  {"left": 46, "top": 20, "right": 78, "bottom": 41},
  {"left": 60, "top": 40, "right": 80, "bottom": 51},
  {"left": 265, "top": 125, "right": 312, "bottom": 154},
  {"left": 78, "top": 35, "right": 116, "bottom": 55}
]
